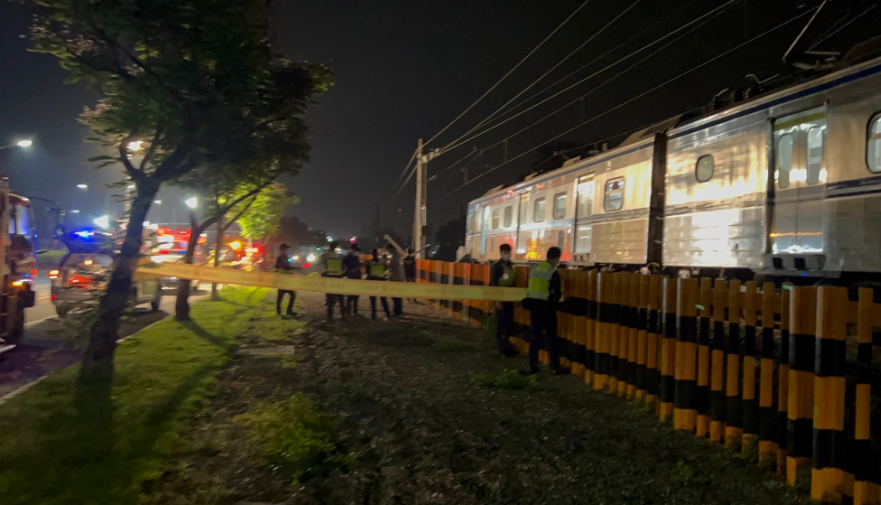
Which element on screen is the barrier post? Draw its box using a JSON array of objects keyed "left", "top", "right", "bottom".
[
  {"left": 674, "top": 277, "right": 699, "bottom": 432},
  {"left": 710, "top": 278, "right": 727, "bottom": 443},
  {"left": 742, "top": 281, "right": 759, "bottom": 456},
  {"left": 570, "top": 271, "right": 586, "bottom": 378},
  {"left": 646, "top": 275, "right": 662, "bottom": 412},
  {"left": 584, "top": 270, "right": 598, "bottom": 385},
  {"left": 635, "top": 274, "right": 650, "bottom": 400},
  {"left": 627, "top": 273, "right": 640, "bottom": 399},
  {"left": 612, "top": 273, "right": 625, "bottom": 396},
  {"left": 608, "top": 273, "right": 621, "bottom": 394},
  {"left": 594, "top": 272, "right": 612, "bottom": 391},
  {"left": 659, "top": 277, "right": 677, "bottom": 423},
  {"left": 811, "top": 286, "right": 849, "bottom": 503},
  {"left": 696, "top": 277, "right": 713, "bottom": 437},
  {"left": 854, "top": 288, "right": 880, "bottom": 505},
  {"left": 557, "top": 270, "right": 571, "bottom": 371},
  {"left": 787, "top": 286, "right": 816, "bottom": 487},
  {"left": 759, "top": 282, "right": 779, "bottom": 464},
  {"left": 778, "top": 286, "right": 792, "bottom": 476},
  {"left": 725, "top": 279, "right": 743, "bottom": 449}
]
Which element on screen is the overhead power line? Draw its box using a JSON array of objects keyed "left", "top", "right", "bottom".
[
  {"left": 446, "top": 0, "right": 643, "bottom": 149},
  {"left": 444, "top": 5, "right": 818, "bottom": 197},
  {"left": 441, "top": 0, "right": 727, "bottom": 164},
  {"left": 394, "top": 147, "right": 418, "bottom": 187},
  {"left": 438, "top": 0, "right": 740, "bottom": 156},
  {"left": 421, "top": 0, "right": 593, "bottom": 149}
]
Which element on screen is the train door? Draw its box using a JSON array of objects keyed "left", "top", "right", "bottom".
[
  {"left": 770, "top": 106, "right": 827, "bottom": 255},
  {"left": 573, "top": 174, "right": 594, "bottom": 259},
  {"left": 515, "top": 194, "right": 529, "bottom": 258}
]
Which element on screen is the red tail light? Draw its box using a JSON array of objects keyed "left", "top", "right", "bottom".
[
  {"left": 30, "top": 269, "right": 37, "bottom": 277},
  {"left": 302, "top": 263, "right": 311, "bottom": 269},
  {"left": 48, "top": 269, "right": 60, "bottom": 280},
  {"left": 51, "top": 295, "right": 56, "bottom": 301}
]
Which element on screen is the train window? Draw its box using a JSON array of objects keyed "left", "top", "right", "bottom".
[
  {"left": 553, "top": 193, "right": 567, "bottom": 220},
  {"left": 777, "top": 135, "right": 793, "bottom": 189},
  {"left": 867, "top": 114, "right": 881, "bottom": 172},
  {"left": 491, "top": 209, "right": 500, "bottom": 230},
  {"left": 806, "top": 127, "right": 824, "bottom": 185},
  {"left": 534, "top": 198, "right": 546, "bottom": 222},
  {"left": 504, "top": 205, "right": 513, "bottom": 227},
  {"left": 577, "top": 176, "right": 594, "bottom": 217},
  {"left": 471, "top": 209, "right": 481, "bottom": 232},
  {"left": 695, "top": 155, "right": 714, "bottom": 183},
  {"left": 604, "top": 178, "right": 625, "bottom": 212}
]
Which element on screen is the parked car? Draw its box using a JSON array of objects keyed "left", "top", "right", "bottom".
[{"left": 50, "top": 253, "right": 162, "bottom": 318}]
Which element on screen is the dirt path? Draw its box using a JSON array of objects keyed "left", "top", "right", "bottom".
[{"left": 153, "top": 291, "right": 808, "bottom": 505}]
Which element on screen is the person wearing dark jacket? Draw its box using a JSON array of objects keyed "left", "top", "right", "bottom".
[
  {"left": 524, "top": 247, "right": 564, "bottom": 375},
  {"left": 490, "top": 243, "right": 518, "bottom": 356},
  {"left": 274, "top": 243, "right": 299, "bottom": 316},
  {"left": 367, "top": 248, "right": 392, "bottom": 320},
  {"left": 403, "top": 248, "right": 417, "bottom": 302},
  {"left": 343, "top": 244, "right": 363, "bottom": 315}
]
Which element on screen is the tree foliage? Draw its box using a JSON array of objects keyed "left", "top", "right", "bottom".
[
  {"left": 24, "top": 0, "right": 332, "bottom": 380},
  {"left": 234, "top": 183, "right": 298, "bottom": 241}
]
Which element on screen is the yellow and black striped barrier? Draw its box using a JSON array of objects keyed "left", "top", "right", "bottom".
[
  {"left": 741, "top": 281, "right": 759, "bottom": 456},
  {"left": 659, "top": 277, "right": 676, "bottom": 423},
  {"left": 787, "top": 286, "right": 816, "bottom": 487},
  {"left": 673, "top": 278, "right": 698, "bottom": 432},
  {"left": 710, "top": 279, "right": 727, "bottom": 443},
  {"left": 758, "top": 282, "right": 778, "bottom": 463},
  {"left": 696, "top": 278, "right": 713, "bottom": 437}
]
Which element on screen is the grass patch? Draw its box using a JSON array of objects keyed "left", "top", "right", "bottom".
[
  {"left": 234, "top": 394, "right": 356, "bottom": 484},
  {"left": 0, "top": 286, "right": 270, "bottom": 505},
  {"left": 470, "top": 368, "right": 538, "bottom": 391}
]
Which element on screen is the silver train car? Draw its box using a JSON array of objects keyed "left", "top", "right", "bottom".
[{"left": 464, "top": 54, "right": 881, "bottom": 279}]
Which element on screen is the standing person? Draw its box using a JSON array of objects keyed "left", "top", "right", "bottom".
[
  {"left": 403, "top": 247, "right": 417, "bottom": 302},
  {"left": 490, "top": 243, "right": 518, "bottom": 356},
  {"left": 524, "top": 247, "right": 564, "bottom": 375},
  {"left": 367, "top": 248, "right": 392, "bottom": 320},
  {"left": 321, "top": 241, "right": 346, "bottom": 321},
  {"left": 274, "top": 243, "right": 299, "bottom": 317},
  {"left": 343, "top": 244, "right": 363, "bottom": 316},
  {"left": 386, "top": 243, "right": 405, "bottom": 317}
]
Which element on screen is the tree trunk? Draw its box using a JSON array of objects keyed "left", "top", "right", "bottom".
[
  {"left": 211, "top": 215, "right": 224, "bottom": 301},
  {"left": 174, "top": 213, "right": 201, "bottom": 321},
  {"left": 80, "top": 184, "right": 158, "bottom": 384}
]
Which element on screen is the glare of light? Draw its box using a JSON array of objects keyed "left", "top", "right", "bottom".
[
  {"left": 349, "top": 236, "right": 357, "bottom": 243},
  {"left": 326, "top": 236, "right": 333, "bottom": 242},
  {"left": 16, "top": 140, "right": 32, "bottom": 148},
  {"left": 229, "top": 240, "right": 242, "bottom": 251},
  {"left": 143, "top": 221, "right": 150, "bottom": 227},
  {"left": 93, "top": 215, "right": 110, "bottom": 229},
  {"left": 293, "top": 255, "right": 300, "bottom": 261},
  {"left": 74, "top": 230, "right": 93, "bottom": 238},
  {"left": 127, "top": 184, "right": 135, "bottom": 189},
  {"left": 153, "top": 200, "right": 162, "bottom": 205},
  {"left": 306, "top": 253, "right": 316, "bottom": 262},
  {"left": 184, "top": 197, "right": 198, "bottom": 209},
  {"left": 77, "top": 184, "right": 88, "bottom": 190},
  {"left": 12, "top": 281, "right": 23, "bottom": 287},
  {"left": 70, "top": 209, "right": 80, "bottom": 214},
  {"left": 128, "top": 140, "right": 143, "bottom": 151},
  {"left": 84, "top": 259, "right": 93, "bottom": 266}
]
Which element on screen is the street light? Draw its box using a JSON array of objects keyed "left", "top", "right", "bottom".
[
  {"left": 127, "top": 140, "right": 143, "bottom": 151},
  {"left": 77, "top": 184, "right": 88, "bottom": 190},
  {"left": 153, "top": 200, "right": 162, "bottom": 205},
  {"left": 16, "top": 140, "right": 32, "bottom": 148},
  {"left": 70, "top": 209, "right": 80, "bottom": 214},
  {"left": 184, "top": 197, "right": 198, "bottom": 209}
]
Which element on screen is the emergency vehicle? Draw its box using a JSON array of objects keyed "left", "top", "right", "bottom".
[{"left": 0, "top": 176, "right": 38, "bottom": 353}]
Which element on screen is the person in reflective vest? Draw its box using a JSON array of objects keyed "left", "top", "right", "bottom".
[
  {"left": 343, "top": 243, "right": 363, "bottom": 315},
  {"left": 367, "top": 248, "right": 392, "bottom": 320},
  {"left": 524, "top": 246, "right": 564, "bottom": 375},
  {"left": 274, "top": 243, "right": 299, "bottom": 317},
  {"left": 490, "top": 243, "right": 518, "bottom": 356},
  {"left": 386, "top": 243, "right": 405, "bottom": 317},
  {"left": 321, "top": 241, "right": 346, "bottom": 321}
]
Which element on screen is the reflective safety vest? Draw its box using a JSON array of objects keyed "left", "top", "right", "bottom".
[
  {"left": 493, "top": 260, "right": 516, "bottom": 287},
  {"left": 369, "top": 260, "right": 387, "bottom": 278},
  {"left": 322, "top": 252, "right": 344, "bottom": 277},
  {"left": 526, "top": 261, "right": 555, "bottom": 301}
]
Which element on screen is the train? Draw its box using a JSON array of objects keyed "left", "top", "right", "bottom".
[{"left": 464, "top": 46, "right": 881, "bottom": 282}]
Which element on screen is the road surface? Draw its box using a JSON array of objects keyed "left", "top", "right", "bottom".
[{"left": 0, "top": 286, "right": 207, "bottom": 399}]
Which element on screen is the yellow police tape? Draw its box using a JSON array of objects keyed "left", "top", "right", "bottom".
[{"left": 137, "top": 262, "right": 527, "bottom": 302}]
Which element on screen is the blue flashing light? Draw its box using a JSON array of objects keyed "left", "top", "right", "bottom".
[{"left": 74, "top": 230, "right": 95, "bottom": 240}]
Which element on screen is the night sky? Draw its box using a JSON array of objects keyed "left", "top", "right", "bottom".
[{"left": 0, "top": 0, "right": 877, "bottom": 244}]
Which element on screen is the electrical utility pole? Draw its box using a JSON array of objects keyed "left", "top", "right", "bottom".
[{"left": 412, "top": 138, "right": 436, "bottom": 254}]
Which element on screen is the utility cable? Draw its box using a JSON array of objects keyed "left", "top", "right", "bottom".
[
  {"left": 438, "top": 0, "right": 739, "bottom": 156},
  {"left": 421, "top": 0, "right": 593, "bottom": 148},
  {"left": 444, "top": 5, "right": 818, "bottom": 196}
]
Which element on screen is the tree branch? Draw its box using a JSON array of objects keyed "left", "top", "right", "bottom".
[
  {"left": 119, "top": 134, "right": 141, "bottom": 179},
  {"left": 139, "top": 129, "right": 163, "bottom": 172},
  {"left": 223, "top": 194, "right": 258, "bottom": 229}
]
